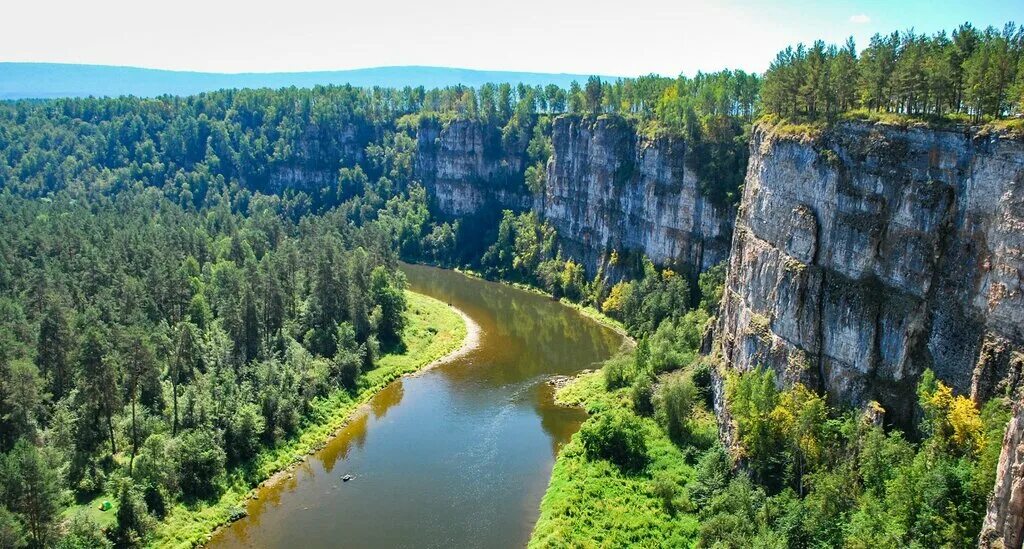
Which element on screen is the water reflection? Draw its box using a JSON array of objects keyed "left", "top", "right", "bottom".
[{"left": 208, "top": 264, "right": 621, "bottom": 549}]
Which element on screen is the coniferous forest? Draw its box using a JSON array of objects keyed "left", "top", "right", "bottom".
[{"left": 0, "top": 19, "right": 1022, "bottom": 549}]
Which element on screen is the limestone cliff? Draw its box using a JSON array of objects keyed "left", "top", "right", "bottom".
[
  {"left": 265, "top": 122, "right": 370, "bottom": 193},
  {"left": 414, "top": 118, "right": 532, "bottom": 216},
  {"left": 537, "top": 115, "right": 734, "bottom": 273},
  {"left": 716, "top": 120, "right": 1024, "bottom": 424},
  {"left": 416, "top": 115, "right": 734, "bottom": 276},
  {"left": 981, "top": 396, "right": 1024, "bottom": 549}
]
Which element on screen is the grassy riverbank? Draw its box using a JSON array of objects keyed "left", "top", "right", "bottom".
[
  {"left": 144, "top": 291, "right": 466, "bottom": 548},
  {"left": 530, "top": 370, "right": 704, "bottom": 548}
]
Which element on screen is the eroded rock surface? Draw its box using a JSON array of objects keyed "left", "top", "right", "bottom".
[
  {"left": 538, "top": 115, "right": 734, "bottom": 272},
  {"left": 716, "top": 121, "right": 1024, "bottom": 423},
  {"left": 981, "top": 396, "right": 1024, "bottom": 549}
]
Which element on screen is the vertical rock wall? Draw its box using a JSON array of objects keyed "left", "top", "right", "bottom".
[
  {"left": 415, "top": 114, "right": 734, "bottom": 277},
  {"left": 716, "top": 120, "right": 1024, "bottom": 423},
  {"left": 414, "top": 118, "right": 532, "bottom": 216},
  {"left": 981, "top": 396, "right": 1024, "bottom": 549},
  {"left": 536, "top": 115, "right": 734, "bottom": 273}
]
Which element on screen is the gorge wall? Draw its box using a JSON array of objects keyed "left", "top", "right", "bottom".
[
  {"left": 537, "top": 115, "right": 734, "bottom": 272},
  {"left": 981, "top": 396, "right": 1024, "bottom": 549},
  {"left": 716, "top": 120, "right": 1024, "bottom": 424},
  {"left": 261, "top": 114, "right": 733, "bottom": 277},
  {"left": 415, "top": 115, "right": 734, "bottom": 274},
  {"left": 414, "top": 118, "right": 533, "bottom": 215}
]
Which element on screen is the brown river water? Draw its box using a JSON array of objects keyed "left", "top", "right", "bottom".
[{"left": 206, "top": 263, "right": 623, "bottom": 548}]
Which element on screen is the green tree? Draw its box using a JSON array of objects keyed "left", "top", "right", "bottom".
[
  {"left": 36, "top": 300, "right": 74, "bottom": 401},
  {"left": 113, "top": 482, "right": 152, "bottom": 548},
  {"left": 584, "top": 76, "right": 604, "bottom": 115},
  {"left": 370, "top": 267, "right": 407, "bottom": 346},
  {"left": 0, "top": 440, "right": 64, "bottom": 548},
  {"left": 172, "top": 428, "right": 226, "bottom": 500},
  {"left": 78, "top": 328, "right": 119, "bottom": 458}
]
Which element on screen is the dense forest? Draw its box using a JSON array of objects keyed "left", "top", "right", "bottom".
[
  {"left": 761, "top": 22, "right": 1024, "bottom": 120},
  {"left": 0, "top": 19, "right": 1020, "bottom": 548}
]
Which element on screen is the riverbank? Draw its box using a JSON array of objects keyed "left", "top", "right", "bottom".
[
  {"left": 149, "top": 291, "right": 472, "bottom": 548},
  {"left": 529, "top": 370, "right": 703, "bottom": 547},
  {"left": 410, "top": 261, "right": 632, "bottom": 343}
]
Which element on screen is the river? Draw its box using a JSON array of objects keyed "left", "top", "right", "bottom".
[{"left": 206, "top": 264, "right": 623, "bottom": 548}]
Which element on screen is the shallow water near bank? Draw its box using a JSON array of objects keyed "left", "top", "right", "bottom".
[{"left": 207, "top": 264, "right": 623, "bottom": 548}]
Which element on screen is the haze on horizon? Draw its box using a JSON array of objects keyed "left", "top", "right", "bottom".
[{"left": 2, "top": 0, "right": 1018, "bottom": 78}]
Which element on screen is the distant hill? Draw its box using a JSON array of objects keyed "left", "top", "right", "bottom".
[{"left": 0, "top": 63, "right": 616, "bottom": 99}]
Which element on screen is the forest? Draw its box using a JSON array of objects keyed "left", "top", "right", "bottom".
[
  {"left": 760, "top": 22, "right": 1024, "bottom": 121},
  {"left": 0, "top": 19, "right": 1020, "bottom": 548}
]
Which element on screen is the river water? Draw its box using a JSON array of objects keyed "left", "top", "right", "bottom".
[{"left": 207, "top": 264, "right": 623, "bottom": 548}]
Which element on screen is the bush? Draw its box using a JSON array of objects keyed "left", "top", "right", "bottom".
[
  {"left": 578, "top": 410, "right": 648, "bottom": 472},
  {"left": 172, "top": 429, "right": 226, "bottom": 500},
  {"left": 335, "top": 350, "right": 362, "bottom": 390},
  {"left": 648, "top": 310, "right": 708, "bottom": 373},
  {"left": 690, "top": 446, "right": 732, "bottom": 508},
  {"left": 652, "top": 472, "right": 684, "bottom": 515},
  {"left": 658, "top": 378, "right": 698, "bottom": 445},
  {"left": 631, "top": 376, "right": 655, "bottom": 416},
  {"left": 602, "top": 353, "right": 634, "bottom": 390},
  {"left": 0, "top": 505, "right": 24, "bottom": 549},
  {"left": 225, "top": 402, "right": 265, "bottom": 462},
  {"left": 55, "top": 512, "right": 110, "bottom": 549}
]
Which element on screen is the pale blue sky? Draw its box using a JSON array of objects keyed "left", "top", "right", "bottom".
[{"left": 1, "top": 0, "right": 1018, "bottom": 76}]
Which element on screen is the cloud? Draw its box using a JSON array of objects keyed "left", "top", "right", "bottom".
[{"left": 849, "top": 14, "right": 871, "bottom": 24}]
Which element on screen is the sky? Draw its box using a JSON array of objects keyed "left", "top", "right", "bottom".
[{"left": 1, "top": 0, "right": 1018, "bottom": 77}]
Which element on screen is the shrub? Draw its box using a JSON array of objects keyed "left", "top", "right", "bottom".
[
  {"left": 658, "top": 378, "right": 698, "bottom": 445},
  {"left": 335, "top": 350, "right": 363, "bottom": 391},
  {"left": 172, "top": 429, "right": 226, "bottom": 500},
  {"left": 225, "top": 402, "right": 265, "bottom": 462},
  {"left": 631, "top": 376, "right": 655, "bottom": 416},
  {"left": 690, "top": 446, "right": 732, "bottom": 508},
  {"left": 652, "top": 472, "right": 683, "bottom": 515},
  {"left": 602, "top": 353, "right": 634, "bottom": 390},
  {"left": 579, "top": 410, "right": 648, "bottom": 472},
  {"left": 649, "top": 310, "right": 708, "bottom": 373}
]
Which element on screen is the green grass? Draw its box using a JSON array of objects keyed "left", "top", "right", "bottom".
[
  {"left": 757, "top": 113, "right": 827, "bottom": 141},
  {"left": 145, "top": 291, "right": 466, "bottom": 548},
  {"left": 62, "top": 494, "right": 119, "bottom": 529},
  {"left": 530, "top": 371, "right": 700, "bottom": 548},
  {"left": 761, "top": 110, "right": 1024, "bottom": 141}
]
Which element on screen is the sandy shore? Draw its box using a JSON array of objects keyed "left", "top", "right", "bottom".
[{"left": 410, "top": 304, "right": 481, "bottom": 376}]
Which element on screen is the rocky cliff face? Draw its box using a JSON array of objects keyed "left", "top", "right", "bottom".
[
  {"left": 981, "top": 396, "right": 1024, "bottom": 549},
  {"left": 716, "top": 121, "right": 1024, "bottom": 423},
  {"left": 537, "top": 115, "right": 734, "bottom": 273},
  {"left": 266, "top": 123, "right": 370, "bottom": 193},
  {"left": 414, "top": 118, "right": 532, "bottom": 216},
  {"left": 416, "top": 115, "right": 733, "bottom": 277}
]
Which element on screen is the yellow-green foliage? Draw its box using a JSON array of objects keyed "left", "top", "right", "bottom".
[
  {"left": 917, "top": 370, "right": 986, "bottom": 456},
  {"left": 148, "top": 292, "right": 465, "bottom": 548},
  {"left": 747, "top": 313, "right": 772, "bottom": 342},
  {"left": 602, "top": 281, "right": 633, "bottom": 317},
  {"left": 757, "top": 113, "right": 826, "bottom": 141}
]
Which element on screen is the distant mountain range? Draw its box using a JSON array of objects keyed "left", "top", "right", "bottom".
[{"left": 0, "top": 63, "right": 617, "bottom": 99}]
